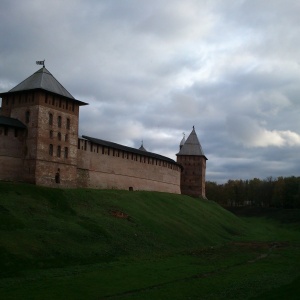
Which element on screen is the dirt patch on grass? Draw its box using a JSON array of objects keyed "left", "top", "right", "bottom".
[{"left": 109, "top": 210, "right": 130, "bottom": 219}]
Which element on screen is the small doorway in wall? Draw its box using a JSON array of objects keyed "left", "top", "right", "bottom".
[
  {"left": 55, "top": 168, "right": 60, "bottom": 184},
  {"left": 129, "top": 187, "right": 133, "bottom": 191}
]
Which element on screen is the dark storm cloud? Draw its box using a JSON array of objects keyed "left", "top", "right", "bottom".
[{"left": 1, "top": 0, "right": 300, "bottom": 182}]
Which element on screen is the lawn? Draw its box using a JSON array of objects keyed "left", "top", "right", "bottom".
[{"left": 0, "top": 182, "right": 299, "bottom": 299}]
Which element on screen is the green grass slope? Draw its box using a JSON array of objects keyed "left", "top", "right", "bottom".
[
  {"left": 1, "top": 182, "right": 299, "bottom": 299},
  {"left": 0, "top": 181, "right": 244, "bottom": 274}
]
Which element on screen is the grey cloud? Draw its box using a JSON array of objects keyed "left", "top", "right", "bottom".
[{"left": 1, "top": 0, "right": 300, "bottom": 183}]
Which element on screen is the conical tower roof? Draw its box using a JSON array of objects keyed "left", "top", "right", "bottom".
[
  {"left": 139, "top": 142, "right": 147, "bottom": 151},
  {"left": 177, "top": 126, "right": 206, "bottom": 158},
  {"left": 180, "top": 134, "right": 186, "bottom": 147},
  {"left": 7, "top": 67, "right": 74, "bottom": 99}
]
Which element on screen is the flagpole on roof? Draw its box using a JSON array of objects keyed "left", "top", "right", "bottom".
[{"left": 36, "top": 60, "right": 45, "bottom": 67}]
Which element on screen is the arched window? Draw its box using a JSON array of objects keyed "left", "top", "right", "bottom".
[
  {"left": 65, "top": 134, "right": 68, "bottom": 142},
  {"left": 58, "top": 116, "right": 62, "bottom": 128},
  {"left": 49, "top": 144, "right": 53, "bottom": 156},
  {"left": 49, "top": 113, "right": 53, "bottom": 125},
  {"left": 50, "top": 130, "right": 53, "bottom": 138},
  {"left": 58, "top": 132, "right": 61, "bottom": 141},
  {"left": 25, "top": 111, "right": 30, "bottom": 123}
]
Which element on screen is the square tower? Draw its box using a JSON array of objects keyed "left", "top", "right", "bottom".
[{"left": 0, "top": 67, "right": 88, "bottom": 187}]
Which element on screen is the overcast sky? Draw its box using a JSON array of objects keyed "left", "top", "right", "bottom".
[{"left": 1, "top": 0, "right": 300, "bottom": 183}]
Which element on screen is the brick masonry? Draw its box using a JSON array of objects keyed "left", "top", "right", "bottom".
[
  {"left": 0, "top": 69, "right": 206, "bottom": 197},
  {"left": 177, "top": 155, "right": 206, "bottom": 198},
  {"left": 0, "top": 89, "right": 182, "bottom": 194}
]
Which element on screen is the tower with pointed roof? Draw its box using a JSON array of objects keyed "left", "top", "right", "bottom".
[
  {"left": 0, "top": 64, "right": 182, "bottom": 193},
  {"left": 176, "top": 127, "right": 207, "bottom": 198},
  {"left": 0, "top": 66, "right": 87, "bottom": 186}
]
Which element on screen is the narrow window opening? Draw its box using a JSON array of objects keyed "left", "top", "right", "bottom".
[
  {"left": 49, "top": 113, "right": 53, "bottom": 125},
  {"left": 25, "top": 111, "right": 30, "bottom": 124},
  {"left": 66, "top": 118, "right": 70, "bottom": 130},
  {"left": 64, "top": 147, "right": 68, "bottom": 158},
  {"left": 58, "top": 116, "right": 62, "bottom": 128},
  {"left": 49, "top": 144, "right": 53, "bottom": 156},
  {"left": 57, "top": 145, "right": 61, "bottom": 157}
]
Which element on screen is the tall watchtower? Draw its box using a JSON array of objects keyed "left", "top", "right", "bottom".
[
  {"left": 0, "top": 66, "right": 87, "bottom": 186},
  {"left": 176, "top": 127, "right": 207, "bottom": 198}
]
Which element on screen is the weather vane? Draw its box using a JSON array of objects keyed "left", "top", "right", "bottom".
[{"left": 36, "top": 60, "right": 45, "bottom": 67}]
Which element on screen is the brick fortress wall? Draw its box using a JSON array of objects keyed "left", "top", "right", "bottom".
[
  {"left": 77, "top": 138, "right": 181, "bottom": 193},
  {"left": 0, "top": 124, "right": 25, "bottom": 181},
  {"left": 0, "top": 90, "right": 80, "bottom": 187},
  {"left": 0, "top": 67, "right": 190, "bottom": 194},
  {"left": 177, "top": 155, "right": 206, "bottom": 198}
]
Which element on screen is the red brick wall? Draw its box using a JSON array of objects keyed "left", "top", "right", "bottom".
[
  {"left": 32, "top": 91, "right": 79, "bottom": 187},
  {"left": 1, "top": 90, "right": 80, "bottom": 187},
  {"left": 0, "top": 125, "right": 25, "bottom": 181},
  {"left": 1, "top": 90, "right": 182, "bottom": 193},
  {"left": 177, "top": 155, "right": 206, "bottom": 198},
  {"left": 77, "top": 139, "right": 181, "bottom": 193}
]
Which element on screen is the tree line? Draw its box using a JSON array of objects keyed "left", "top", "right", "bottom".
[{"left": 206, "top": 176, "right": 300, "bottom": 208}]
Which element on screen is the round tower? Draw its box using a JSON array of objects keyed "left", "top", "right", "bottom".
[{"left": 176, "top": 126, "right": 207, "bottom": 198}]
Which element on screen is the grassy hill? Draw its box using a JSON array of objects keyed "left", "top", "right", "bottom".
[
  {"left": 0, "top": 181, "right": 245, "bottom": 271},
  {"left": 0, "top": 181, "right": 299, "bottom": 299}
]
